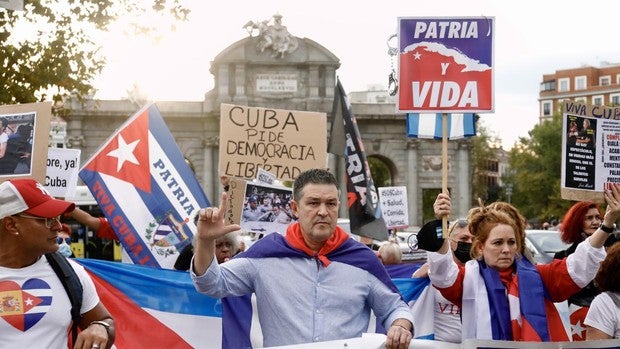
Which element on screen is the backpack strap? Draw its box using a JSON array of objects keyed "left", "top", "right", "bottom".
[{"left": 45, "top": 252, "right": 83, "bottom": 345}]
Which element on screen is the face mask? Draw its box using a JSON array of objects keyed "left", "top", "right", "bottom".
[
  {"left": 58, "top": 243, "right": 73, "bottom": 258},
  {"left": 453, "top": 241, "right": 472, "bottom": 264}
]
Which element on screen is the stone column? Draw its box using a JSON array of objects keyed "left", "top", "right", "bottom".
[
  {"left": 406, "top": 139, "right": 420, "bottom": 226},
  {"left": 324, "top": 67, "right": 336, "bottom": 98},
  {"left": 308, "top": 65, "right": 319, "bottom": 98},
  {"left": 65, "top": 115, "right": 85, "bottom": 161},
  {"left": 217, "top": 65, "right": 231, "bottom": 102},
  {"left": 457, "top": 140, "right": 472, "bottom": 218},
  {"left": 203, "top": 136, "right": 219, "bottom": 202},
  {"left": 233, "top": 63, "right": 247, "bottom": 105}
]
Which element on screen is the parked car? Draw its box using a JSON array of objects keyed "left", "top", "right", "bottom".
[{"left": 524, "top": 229, "right": 571, "bottom": 264}]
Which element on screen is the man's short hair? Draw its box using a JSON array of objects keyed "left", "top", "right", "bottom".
[{"left": 293, "top": 169, "right": 338, "bottom": 201}]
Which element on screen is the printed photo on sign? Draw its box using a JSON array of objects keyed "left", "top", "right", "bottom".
[
  {"left": 0, "top": 112, "right": 34, "bottom": 176},
  {"left": 561, "top": 101, "right": 620, "bottom": 202},
  {"left": 0, "top": 102, "right": 51, "bottom": 183},
  {"left": 240, "top": 181, "right": 294, "bottom": 236}
]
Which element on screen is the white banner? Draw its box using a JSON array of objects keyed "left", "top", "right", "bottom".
[{"left": 45, "top": 147, "right": 81, "bottom": 198}]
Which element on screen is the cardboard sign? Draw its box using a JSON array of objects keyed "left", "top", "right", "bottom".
[
  {"left": 45, "top": 147, "right": 81, "bottom": 198},
  {"left": 0, "top": 102, "right": 52, "bottom": 184},
  {"left": 225, "top": 177, "right": 248, "bottom": 226},
  {"left": 561, "top": 101, "right": 620, "bottom": 202},
  {"left": 219, "top": 103, "right": 327, "bottom": 181},
  {"left": 378, "top": 186, "right": 409, "bottom": 229}
]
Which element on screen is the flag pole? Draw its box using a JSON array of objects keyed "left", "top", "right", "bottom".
[{"left": 442, "top": 113, "right": 448, "bottom": 238}]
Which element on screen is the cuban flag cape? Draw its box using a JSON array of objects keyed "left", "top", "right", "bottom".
[
  {"left": 79, "top": 103, "right": 210, "bottom": 269},
  {"left": 406, "top": 113, "right": 476, "bottom": 140},
  {"left": 463, "top": 257, "right": 569, "bottom": 341},
  {"left": 76, "top": 258, "right": 221, "bottom": 348},
  {"left": 221, "top": 229, "right": 401, "bottom": 349}
]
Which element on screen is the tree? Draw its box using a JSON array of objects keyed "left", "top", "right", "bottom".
[
  {"left": 0, "top": 0, "right": 189, "bottom": 105},
  {"left": 471, "top": 118, "right": 501, "bottom": 205},
  {"left": 507, "top": 112, "right": 572, "bottom": 221}
]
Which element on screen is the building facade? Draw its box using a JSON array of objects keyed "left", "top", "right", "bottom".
[
  {"left": 539, "top": 62, "right": 620, "bottom": 122},
  {"left": 63, "top": 15, "right": 474, "bottom": 228}
]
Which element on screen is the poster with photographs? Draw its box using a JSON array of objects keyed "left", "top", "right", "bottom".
[
  {"left": 561, "top": 101, "right": 620, "bottom": 202},
  {"left": 0, "top": 102, "right": 52, "bottom": 183},
  {"left": 240, "top": 181, "right": 295, "bottom": 237}
]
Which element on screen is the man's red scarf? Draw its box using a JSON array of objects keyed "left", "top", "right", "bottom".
[{"left": 284, "top": 222, "right": 348, "bottom": 266}]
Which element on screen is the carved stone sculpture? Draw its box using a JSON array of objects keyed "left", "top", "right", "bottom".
[{"left": 243, "top": 14, "right": 299, "bottom": 58}]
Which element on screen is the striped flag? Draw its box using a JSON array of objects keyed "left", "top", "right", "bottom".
[
  {"left": 78, "top": 103, "right": 210, "bottom": 269},
  {"left": 76, "top": 258, "right": 220, "bottom": 348},
  {"left": 393, "top": 277, "right": 436, "bottom": 340},
  {"left": 406, "top": 113, "right": 476, "bottom": 140}
]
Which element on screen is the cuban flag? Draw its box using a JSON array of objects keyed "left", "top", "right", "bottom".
[
  {"left": 393, "top": 277, "right": 436, "bottom": 340},
  {"left": 79, "top": 104, "right": 210, "bottom": 269},
  {"left": 76, "top": 258, "right": 220, "bottom": 348},
  {"left": 406, "top": 113, "right": 476, "bottom": 140}
]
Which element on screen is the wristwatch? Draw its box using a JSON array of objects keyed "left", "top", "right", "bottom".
[{"left": 599, "top": 223, "right": 616, "bottom": 234}]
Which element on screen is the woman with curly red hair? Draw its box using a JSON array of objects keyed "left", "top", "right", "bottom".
[{"left": 554, "top": 201, "right": 619, "bottom": 341}]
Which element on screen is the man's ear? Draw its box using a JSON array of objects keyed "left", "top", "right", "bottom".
[{"left": 290, "top": 200, "right": 299, "bottom": 218}]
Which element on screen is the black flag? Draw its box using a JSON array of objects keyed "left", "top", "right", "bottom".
[{"left": 329, "top": 78, "right": 388, "bottom": 241}]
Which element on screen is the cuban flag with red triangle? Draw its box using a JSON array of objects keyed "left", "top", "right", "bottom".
[{"left": 79, "top": 103, "right": 210, "bottom": 269}]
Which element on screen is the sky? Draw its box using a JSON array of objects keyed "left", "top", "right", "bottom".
[{"left": 93, "top": 0, "right": 620, "bottom": 149}]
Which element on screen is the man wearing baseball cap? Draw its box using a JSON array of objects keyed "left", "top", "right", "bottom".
[{"left": 0, "top": 179, "right": 115, "bottom": 349}]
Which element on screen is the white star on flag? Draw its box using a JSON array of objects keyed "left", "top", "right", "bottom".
[
  {"left": 571, "top": 319, "right": 586, "bottom": 339},
  {"left": 25, "top": 297, "right": 34, "bottom": 306},
  {"left": 107, "top": 134, "right": 140, "bottom": 172},
  {"left": 413, "top": 51, "right": 421, "bottom": 60}
]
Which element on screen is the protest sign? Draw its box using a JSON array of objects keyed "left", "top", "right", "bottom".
[
  {"left": 45, "top": 147, "right": 81, "bottom": 197},
  {"left": 397, "top": 17, "right": 494, "bottom": 113},
  {"left": 0, "top": 102, "right": 51, "bottom": 183},
  {"left": 561, "top": 101, "right": 620, "bottom": 202},
  {"left": 378, "top": 186, "right": 409, "bottom": 229},
  {"left": 219, "top": 103, "right": 327, "bottom": 181},
  {"left": 224, "top": 177, "right": 247, "bottom": 226}
]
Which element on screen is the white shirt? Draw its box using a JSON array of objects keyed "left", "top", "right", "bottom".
[
  {"left": 0, "top": 257, "right": 100, "bottom": 348},
  {"left": 584, "top": 292, "right": 620, "bottom": 339}
]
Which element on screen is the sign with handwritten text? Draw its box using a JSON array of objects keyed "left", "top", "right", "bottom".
[
  {"left": 45, "top": 147, "right": 81, "bottom": 197},
  {"left": 219, "top": 104, "right": 327, "bottom": 181},
  {"left": 378, "top": 186, "right": 409, "bottom": 229}
]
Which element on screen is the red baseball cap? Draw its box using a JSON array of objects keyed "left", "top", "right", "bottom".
[{"left": 0, "top": 179, "right": 75, "bottom": 219}]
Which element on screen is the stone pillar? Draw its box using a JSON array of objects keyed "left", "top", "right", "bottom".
[
  {"left": 233, "top": 63, "right": 247, "bottom": 104},
  {"left": 203, "top": 136, "right": 219, "bottom": 202},
  {"left": 406, "top": 139, "right": 420, "bottom": 226},
  {"left": 65, "top": 115, "right": 85, "bottom": 160},
  {"left": 308, "top": 65, "right": 319, "bottom": 98},
  {"left": 217, "top": 65, "right": 231, "bottom": 102},
  {"left": 457, "top": 140, "right": 471, "bottom": 218},
  {"left": 324, "top": 67, "right": 336, "bottom": 98}
]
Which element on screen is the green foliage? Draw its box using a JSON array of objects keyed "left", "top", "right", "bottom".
[
  {"left": 368, "top": 156, "right": 391, "bottom": 187},
  {"left": 0, "top": 0, "right": 189, "bottom": 105},
  {"left": 471, "top": 119, "right": 501, "bottom": 205},
  {"left": 507, "top": 113, "right": 572, "bottom": 221}
]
